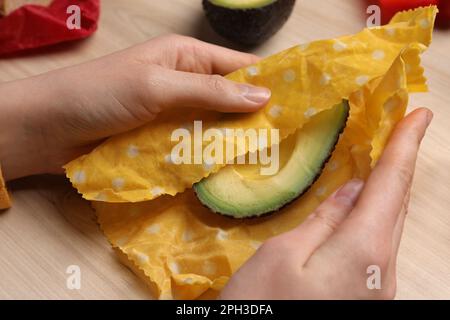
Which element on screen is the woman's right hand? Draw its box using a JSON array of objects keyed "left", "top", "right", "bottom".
[{"left": 220, "top": 108, "right": 432, "bottom": 300}]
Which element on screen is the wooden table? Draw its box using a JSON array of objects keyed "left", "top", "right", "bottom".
[{"left": 0, "top": 0, "right": 449, "bottom": 299}]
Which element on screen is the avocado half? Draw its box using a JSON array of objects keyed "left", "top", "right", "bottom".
[
  {"left": 193, "top": 101, "right": 350, "bottom": 219},
  {"left": 202, "top": 0, "right": 296, "bottom": 46}
]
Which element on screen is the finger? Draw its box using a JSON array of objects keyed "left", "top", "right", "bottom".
[
  {"left": 148, "top": 67, "right": 271, "bottom": 113},
  {"left": 174, "top": 36, "right": 261, "bottom": 75},
  {"left": 194, "top": 40, "right": 260, "bottom": 75},
  {"left": 276, "top": 179, "right": 364, "bottom": 264},
  {"left": 349, "top": 108, "right": 432, "bottom": 234}
]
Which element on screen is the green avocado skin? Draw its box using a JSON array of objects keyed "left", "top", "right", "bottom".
[{"left": 203, "top": 0, "right": 296, "bottom": 46}]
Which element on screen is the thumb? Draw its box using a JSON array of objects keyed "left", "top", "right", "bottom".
[
  {"left": 276, "top": 179, "right": 365, "bottom": 264},
  {"left": 150, "top": 68, "right": 271, "bottom": 113}
]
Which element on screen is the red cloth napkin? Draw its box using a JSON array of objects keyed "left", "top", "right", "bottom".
[{"left": 0, "top": 0, "right": 100, "bottom": 56}]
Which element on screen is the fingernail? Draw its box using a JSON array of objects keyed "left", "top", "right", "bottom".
[
  {"left": 238, "top": 84, "right": 271, "bottom": 104},
  {"left": 333, "top": 179, "right": 365, "bottom": 206},
  {"left": 426, "top": 110, "right": 434, "bottom": 127}
]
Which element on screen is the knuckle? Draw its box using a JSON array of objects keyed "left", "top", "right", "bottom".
[
  {"left": 135, "top": 65, "right": 165, "bottom": 113},
  {"left": 395, "top": 163, "right": 414, "bottom": 188},
  {"left": 140, "top": 65, "right": 162, "bottom": 92},
  {"left": 409, "top": 123, "right": 426, "bottom": 146},
  {"left": 206, "top": 74, "right": 228, "bottom": 94},
  {"left": 397, "top": 118, "right": 425, "bottom": 145},
  {"left": 312, "top": 209, "right": 340, "bottom": 232}
]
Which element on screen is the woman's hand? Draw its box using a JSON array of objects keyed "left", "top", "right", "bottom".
[
  {"left": 220, "top": 108, "right": 433, "bottom": 300},
  {"left": 0, "top": 34, "right": 270, "bottom": 181}
]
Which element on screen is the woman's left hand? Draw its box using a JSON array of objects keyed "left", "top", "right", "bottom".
[{"left": 0, "top": 34, "right": 270, "bottom": 180}]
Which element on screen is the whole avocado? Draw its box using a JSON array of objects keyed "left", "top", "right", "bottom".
[{"left": 202, "top": 0, "right": 296, "bottom": 46}]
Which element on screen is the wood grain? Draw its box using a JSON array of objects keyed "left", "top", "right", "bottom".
[{"left": 0, "top": 0, "right": 449, "bottom": 299}]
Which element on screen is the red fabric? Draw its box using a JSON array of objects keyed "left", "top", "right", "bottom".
[
  {"left": 0, "top": 0, "right": 100, "bottom": 56},
  {"left": 377, "top": 0, "right": 449, "bottom": 27},
  {"left": 437, "top": 0, "right": 450, "bottom": 27}
]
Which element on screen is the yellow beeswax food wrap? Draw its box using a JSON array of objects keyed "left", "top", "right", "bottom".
[{"left": 66, "top": 7, "right": 436, "bottom": 299}]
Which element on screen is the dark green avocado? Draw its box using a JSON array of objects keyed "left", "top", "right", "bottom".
[
  {"left": 202, "top": 0, "right": 296, "bottom": 46},
  {"left": 193, "top": 100, "right": 350, "bottom": 219}
]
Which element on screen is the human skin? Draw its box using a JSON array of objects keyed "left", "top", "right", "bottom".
[
  {"left": 0, "top": 34, "right": 432, "bottom": 299},
  {"left": 220, "top": 109, "right": 432, "bottom": 299},
  {"left": 0, "top": 34, "right": 270, "bottom": 181}
]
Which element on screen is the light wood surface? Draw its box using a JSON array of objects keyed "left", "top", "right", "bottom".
[{"left": 0, "top": 0, "right": 449, "bottom": 300}]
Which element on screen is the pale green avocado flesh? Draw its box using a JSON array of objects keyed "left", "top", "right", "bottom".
[
  {"left": 193, "top": 101, "right": 350, "bottom": 219},
  {"left": 209, "top": 0, "right": 276, "bottom": 9}
]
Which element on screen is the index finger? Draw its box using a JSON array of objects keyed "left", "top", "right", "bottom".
[
  {"left": 175, "top": 36, "right": 261, "bottom": 75},
  {"left": 205, "top": 43, "right": 261, "bottom": 75},
  {"left": 349, "top": 108, "right": 432, "bottom": 234}
]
